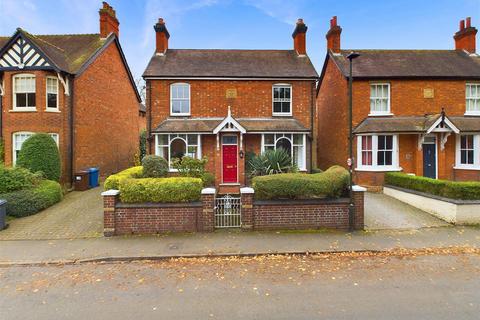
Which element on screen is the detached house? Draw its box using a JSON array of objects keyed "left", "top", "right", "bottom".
[
  {"left": 144, "top": 19, "right": 318, "bottom": 193},
  {"left": 317, "top": 16, "right": 480, "bottom": 188},
  {"left": 0, "top": 2, "right": 142, "bottom": 186}
]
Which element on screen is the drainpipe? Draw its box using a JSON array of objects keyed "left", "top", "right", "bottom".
[
  {"left": 0, "top": 73, "right": 3, "bottom": 141},
  {"left": 69, "top": 75, "right": 75, "bottom": 187},
  {"left": 147, "top": 80, "right": 152, "bottom": 154}
]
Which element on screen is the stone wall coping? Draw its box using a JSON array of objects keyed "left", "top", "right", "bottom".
[
  {"left": 101, "top": 189, "right": 120, "bottom": 196},
  {"left": 384, "top": 185, "right": 480, "bottom": 205},
  {"left": 352, "top": 185, "right": 367, "bottom": 192},
  {"left": 254, "top": 197, "right": 350, "bottom": 206},
  {"left": 201, "top": 187, "right": 216, "bottom": 195},
  {"left": 240, "top": 187, "right": 255, "bottom": 194},
  {"left": 116, "top": 201, "right": 202, "bottom": 208}
]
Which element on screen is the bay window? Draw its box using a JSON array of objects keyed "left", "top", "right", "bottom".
[
  {"left": 466, "top": 83, "right": 480, "bottom": 115},
  {"left": 13, "top": 74, "right": 36, "bottom": 110},
  {"left": 170, "top": 83, "right": 190, "bottom": 115},
  {"left": 370, "top": 83, "right": 390, "bottom": 115},
  {"left": 12, "top": 132, "right": 59, "bottom": 164},
  {"left": 155, "top": 134, "right": 201, "bottom": 170},
  {"left": 261, "top": 133, "right": 306, "bottom": 170},
  {"left": 357, "top": 134, "right": 399, "bottom": 171},
  {"left": 456, "top": 134, "right": 480, "bottom": 169},
  {"left": 46, "top": 77, "right": 59, "bottom": 110},
  {"left": 272, "top": 84, "right": 292, "bottom": 115}
]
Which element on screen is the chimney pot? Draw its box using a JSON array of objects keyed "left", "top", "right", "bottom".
[
  {"left": 460, "top": 19, "right": 465, "bottom": 30},
  {"left": 466, "top": 17, "right": 471, "bottom": 28}
]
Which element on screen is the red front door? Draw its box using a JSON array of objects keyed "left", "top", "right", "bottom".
[{"left": 222, "top": 145, "right": 238, "bottom": 183}]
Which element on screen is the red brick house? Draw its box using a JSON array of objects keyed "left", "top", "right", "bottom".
[
  {"left": 144, "top": 18, "right": 318, "bottom": 193},
  {"left": 0, "top": 2, "right": 142, "bottom": 186},
  {"left": 317, "top": 16, "right": 480, "bottom": 188}
]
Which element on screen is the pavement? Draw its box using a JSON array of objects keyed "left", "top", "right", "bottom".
[
  {"left": 1, "top": 249, "right": 479, "bottom": 319},
  {"left": 0, "top": 226, "right": 479, "bottom": 266},
  {"left": 364, "top": 192, "right": 450, "bottom": 230},
  {"left": 0, "top": 187, "right": 103, "bottom": 240}
]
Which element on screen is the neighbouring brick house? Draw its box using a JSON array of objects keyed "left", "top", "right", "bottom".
[
  {"left": 0, "top": 2, "right": 143, "bottom": 186},
  {"left": 143, "top": 18, "right": 318, "bottom": 193},
  {"left": 317, "top": 16, "right": 480, "bottom": 188}
]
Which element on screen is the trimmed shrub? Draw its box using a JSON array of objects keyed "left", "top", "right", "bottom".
[
  {"left": 201, "top": 172, "right": 215, "bottom": 187},
  {"left": 142, "top": 155, "right": 168, "bottom": 178},
  {"left": 249, "top": 149, "right": 296, "bottom": 177},
  {"left": 172, "top": 156, "right": 208, "bottom": 177},
  {"left": 119, "top": 177, "right": 203, "bottom": 203},
  {"left": 0, "top": 180, "right": 63, "bottom": 218},
  {"left": 104, "top": 166, "right": 143, "bottom": 190},
  {"left": 0, "top": 165, "right": 42, "bottom": 193},
  {"left": 0, "top": 139, "right": 4, "bottom": 164},
  {"left": 252, "top": 165, "right": 349, "bottom": 200},
  {"left": 16, "top": 133, "right": 61, "bottom": 181},
  {"left": 385, "top": 172, "right": 480, "bottom": 200},
  {"left": 139, "top": 129, "right": 147, "bottom": 161}
]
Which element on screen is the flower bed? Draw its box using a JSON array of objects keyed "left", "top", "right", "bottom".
[{"left": 252, "top": 165, "right": 349, "bottom": 200}]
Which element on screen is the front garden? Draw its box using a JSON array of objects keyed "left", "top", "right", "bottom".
[{"left": 0, "top": 134, "right": 63, "bottom": 219}]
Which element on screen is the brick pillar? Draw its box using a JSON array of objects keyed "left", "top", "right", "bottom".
[
  {"left": 101, "top": 189, "right": 120, "bottom": 236},
  {"left": 352, "top": 185, "right": 366, "bottom": 230},
  {"left": 200, "top": 188, "right": 215, "bottom": 232},
  {"left": 240, "top": 187, "right": 254, "bottom": 229}
]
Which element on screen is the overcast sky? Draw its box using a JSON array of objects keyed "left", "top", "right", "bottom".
[{"left": 1, "top": 0, "right": 479, "bottom": 80}]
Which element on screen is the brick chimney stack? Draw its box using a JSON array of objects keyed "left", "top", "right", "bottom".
[
  {"left": 154, "top": 18, "right": 170, "bottom": 55},
  {"left": 292, "top": 18, "right": 308, "bottom": 55},
  {"left": 326, "top": 16, "right": 342, "bottom": 53},
  {"left": 99, "top": 2, "right": 119, "bottom": 38},
  {"left": 454, "top": 17, "right": 477, "bottom": 53}
]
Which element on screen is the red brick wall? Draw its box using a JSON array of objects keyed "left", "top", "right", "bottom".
[
  {"left": 74, "top": 42, "right": 140, "bottom": 177},
  {"left": 1, "top": 70, "right": 71, "bottom": 184},
  {"left": 114, "top": 204, "right": 202, "bottom": 234}
]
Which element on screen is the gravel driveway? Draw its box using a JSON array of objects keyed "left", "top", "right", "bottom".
[{"left": 0, "top": 187, "right": 103, "bottom": 240}]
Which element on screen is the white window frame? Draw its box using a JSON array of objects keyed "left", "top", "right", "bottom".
[
  {"left": 369, "top": 83, "right": 392, "bottom": 116},
  {"left": 155, "top": 133, "right": 202, "bottom": 171},
  {"left": 12, "top": 74, "right": 36, "bottom": 111},
  {"left": 12, "top": 132, "right": 59, "bottom": 164},
  {"left": 455, "top": 134, "right": 480, "bottom": 170},
  {"left": 272, "top": 84, "right": 292, "bottom": 116},
  {"left": 170, "top": 83, "right": 191, "bottom": 116},
  {"left": 46, "top": 76, "right": 59, "bottom": 111},
  {"left": 465, "top": 83, "right": 480, "bottom": 116},
  {"left": 356, "top": 134, "right": 401, "bottom": 171},
  {"left": 260, "top": 133, "right": 306, "bottom": 171}
]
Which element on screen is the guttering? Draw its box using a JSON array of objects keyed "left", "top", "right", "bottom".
[{"left": 142, "top": 76, "right": 319, "bottom": 81}]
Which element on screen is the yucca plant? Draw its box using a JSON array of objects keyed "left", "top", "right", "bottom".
[{"left": 248, "top": 149, "right": 296, "bottom": 177}]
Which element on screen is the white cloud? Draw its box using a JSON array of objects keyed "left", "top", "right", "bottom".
[{"left": 243, "top": 0, "right": 306, "bottom": 25}]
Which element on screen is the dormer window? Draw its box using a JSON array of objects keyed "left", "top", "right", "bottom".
[
  {"left": 46, "top": 77, "right": 59, "bottom": 110},
  {"left": 466, "top": 83, "right": 480, "bottom": 115},
  {"left": 370, "top": 83, "right": 390, "bottom": 115},
  {"left": 13, "top": 74, "right": 36, "bottom": 111},
  {"left": 170, "top": 83, "right": 190, "bottom": 116},
  {"left": 272, "top": 84, "right": 292, "bottom": 116}
]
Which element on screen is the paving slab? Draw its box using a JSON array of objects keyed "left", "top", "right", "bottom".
[
  {"left": 364, "top": 192, "right": 450, "bottom": 230},
  {"left": 0, "top": 187, "right": 103, "bottom": 240}
]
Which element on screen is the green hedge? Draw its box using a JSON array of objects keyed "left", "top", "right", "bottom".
[
  {"left": 119, "top": 177, "right": 203, "bottom": 203},
  {"left": 0, "top": 180, "right": 63, "bottom": 218},
  {"left": 0, "top": 165, "right": 42, "bottom": 194},
  {"left": 385, "top": 172, "right": 480, "bottom": 200},
  {"left": 17, "top": 133, "right": 61, "bottom": 181},
  {"left": 104, "top": 166, "right": 143, "bottom": 190},
  {"left": 252, "top": 165, "right": 349, "bottom": 200}
]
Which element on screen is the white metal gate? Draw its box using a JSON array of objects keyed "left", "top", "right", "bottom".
[{"left": 215, "top": 194, "right": 241, "bottom": 228}]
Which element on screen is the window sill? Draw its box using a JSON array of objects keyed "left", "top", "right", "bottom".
[
  {"left": 170, "top": 113, "right": 191, "bottom": 117},
  {"left": 368, "top": 112, "right": 394, "bottom": 117},
  {"left": 9, "top": 108, "right": 37, "bottom": 112},
  {"left": 45, "top": 109, "right": 61, "bottom": 113},
  {"left": 453, "top": 166, "right": 480, "bottom": 171},
  {"left": 464, "top": 112, "right": 480, "bottom": 117},
  {"left": 272, "top": 113, "right": 293, "bottom": 117},
  {"left": 355, "top": 166, "right": 402, "bottom": 172}
]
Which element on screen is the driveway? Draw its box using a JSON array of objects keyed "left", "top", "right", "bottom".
[
  {"left": 364, "top": 192, "right": 450, "bottom": 230},
  {"left": 0, "top": 187, "right": 103, "bottom": 240}
]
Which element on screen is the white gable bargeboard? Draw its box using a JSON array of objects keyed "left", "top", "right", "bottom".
[{"left": 0, "top": 36, "right": 50, "bottom": 69}]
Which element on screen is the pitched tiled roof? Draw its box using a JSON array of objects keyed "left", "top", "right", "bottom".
[
  {"left": 153, "top": 118, "right": 310, "bottom": 133},
  {"left": 354, "top": 115, "right": 480, "bottom": 133},
  {"left": 143, "top": 49, "right": 319, "bottom": 79},
  {"left": 330, "top": 50, "right": 480, "bottom": 79}
]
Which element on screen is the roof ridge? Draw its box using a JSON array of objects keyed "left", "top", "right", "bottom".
[
  {"left": 34, "top": 33, "right": 100, "bottom": 37},
  {"left": 169, "top": 48, "right": 294, "bottom": 52}
]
